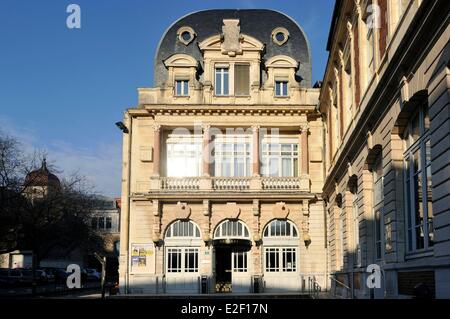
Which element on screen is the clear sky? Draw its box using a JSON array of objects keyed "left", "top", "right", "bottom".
[{"left": 0, "top": 0, "right": 335, "bottom": 197}]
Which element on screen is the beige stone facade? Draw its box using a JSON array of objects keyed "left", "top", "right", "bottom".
[
  {"left": 118, "top": 10, "right": 327, "bottom": 294},
  {"left": 321, "top": 0, "right": 450, "bottom": 298}
]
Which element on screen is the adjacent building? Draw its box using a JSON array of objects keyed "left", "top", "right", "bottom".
[
  {"left": 118, "top": 9, "right": 327, "bottom": 294},
  {"left": 320, "top": 0, "right": 450, "bottom": 298}
]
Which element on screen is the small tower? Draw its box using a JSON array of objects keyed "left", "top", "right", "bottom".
[{"left": 24, "top": 158, "right": 61, "bottom": 199}]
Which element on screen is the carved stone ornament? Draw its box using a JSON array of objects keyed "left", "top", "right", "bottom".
[
  {"left": 225, "top": 202, "right": 241, "bottom": 219},
  {"left": 221, "top": 19, "right": 243, "bottom": 56},
  {"left": 174, "top": 202, "right": 191, "bottom": 219},
  {"left": 272, "top": 202, "right": 290, "bottom": 219}
]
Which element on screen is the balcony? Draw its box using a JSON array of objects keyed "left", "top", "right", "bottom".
[{"left": 137, "top": 175, "right": 310, "bottom": 193}]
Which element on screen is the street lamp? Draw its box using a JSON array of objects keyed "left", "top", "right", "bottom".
[{"left": 115, "top": 121, "right": 129, "bottom": 133}]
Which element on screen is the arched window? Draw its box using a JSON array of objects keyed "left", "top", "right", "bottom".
[
  {"left": 214, "top": 220, "right": 250, "bottom": 239},
  {"left": 165, "top": 220, "right": 201, "bottom": 238},
  {"left": 263, "top": 220, "right": 298, "bottom": 238}
]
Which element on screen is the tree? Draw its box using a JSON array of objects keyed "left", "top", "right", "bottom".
[{"left": 0, "top": 132, "right": 105, "bottom": 268}]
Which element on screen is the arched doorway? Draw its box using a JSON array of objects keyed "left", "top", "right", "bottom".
[
  {"left": 164, "top": 219, "right": 202, "bottom": 294},
  {"left": 262, "top": 219, "right": 300, "bottom": 292},
  {"left": 213, "top": 219, "right": 252, "bottom": 293}
]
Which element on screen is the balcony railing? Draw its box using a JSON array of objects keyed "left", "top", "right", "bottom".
[
  {"left": 160, "top": 177, "right": 200, "bottom": 190},
  {"left": 213, "top": 177, "right": 251, "bottom": 190},
  {"left": 262, "top": 177, "right": 302, "bottom": 190},
  {"left": 140, "top": 176, "right": 310, "bottom": 193}
]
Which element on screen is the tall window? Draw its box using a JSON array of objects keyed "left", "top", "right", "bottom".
[
  {"left": 275, "top": 81, "right": 288, "bottom": 97},
  {"left": 404, "top": 103, "right": 433, "bottom": 251},
  {"left": 215, "top": 67, "right": 229, "bottom": 96},
  {"left": 214, "top": 135, "right": 251, "bottom": 177},
  {"left": 344, "top": 58, "right": 353, "bottom": 128},
  {"left": 263, "top": 220, "right": 298, "bottom": 273},
  {"left": 261, "top": 138, "right": 299, "bottom": 177},
  {"left": 175, "top": 80, "right": 189, "bottom": 96},
  {"left": 166, "top": 135, "right": 202, "bottom": 177},
  {"left": 350, "top": 183, "right": 361, "bottom": 266},
  {"left": 372, "top": 155, "right": 384, "bottom": 260},
  {"left": 234, "top": 64, "right": 250, "bottom": 96}
]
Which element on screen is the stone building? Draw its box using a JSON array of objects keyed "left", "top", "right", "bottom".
[
  {"left": 320, "top": 0, "right": 450, "bottom": 298},
  {"left": 118, "top": 9, "right": 327, "bottom": 294}
]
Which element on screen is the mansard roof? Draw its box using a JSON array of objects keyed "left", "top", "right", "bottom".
[{"left": 154, "top": 9, "right": 312, "bottom": 87}]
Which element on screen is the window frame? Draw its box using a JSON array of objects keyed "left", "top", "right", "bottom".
[
  {"left": 261, "top": 136, "right": 299, "bottom": 178},
  {"left": 175, "top": 79, "right": 189, "bottom": 97},
  {"left": 215, "top": 67, "right": 230, "bottom": 96},
  {"left": 264, "top": 247, "right": 297, "bottom": 273},
  {"left": 166, "top": 247, "right": 199, "bottom": 274},
  {"left": 275, "top": 80, "right": 289, "bottom": 97},
  {"left": 213, "top": 135, "right": 252, "bottom": 177},
  {"left": 403, "top": 104, "right": 433, "bottom": 253}
]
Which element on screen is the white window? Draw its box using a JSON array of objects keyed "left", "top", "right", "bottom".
[
  {"left": 233, "top": 252, "right": 248, "bottom": 272},
  {"left": 262, "top": 139, "right": 299, "bottom": 177},
  {"left": 214, "top": 220, "right": 250, "bottom": 239},
  {"left": 264, "top": 247, "right": 297, "bottom": 272},
  {"left": 275, "top": 81, "right": 288, "bottom": 97},
  {"left": 215, "top": 67, "right": 229, "bottom": 96},
  {"left": 167, "top": 248, "right": 199, "bottom": 273},
  {"left": 263, "top": 220, "right": 298, "bottom": 238},
  {"left": 404, "top": 103, "right": 433, "bottom": 252},
  {"left": 166, "top": 134, "right": 202, "bottom": 177},
  {"left": 175, "top": 80, "right": 189, "bottom": 96},
  {"left": 166, "top": 220, "right": 201, "bottom": 238},
  {"left": 214, "top": 135, "right": 252, "bottom": 177}
]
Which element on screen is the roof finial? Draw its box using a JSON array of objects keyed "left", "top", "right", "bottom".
[{"left": 42, "top": 157, "right": 47, "bottom": 171}]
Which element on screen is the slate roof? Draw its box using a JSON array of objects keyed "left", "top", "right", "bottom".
[{"left": 154, "top": 9, "right": 312, "bottom": 88}]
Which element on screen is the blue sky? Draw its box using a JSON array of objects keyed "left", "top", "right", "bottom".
[{"left": 0, "top": 0, "right": 335, "bottom": 197}]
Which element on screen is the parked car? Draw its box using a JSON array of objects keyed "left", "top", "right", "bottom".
[
  {"left": 40, "top": 268, "right": 56, "bottom": 283},
  {"left": 85, "top": 268, "right": 101, "bottom": 281},
  {"left": 19, "top": 269, "right": 34, "bottom": 285},
  {"left": 53, "top": 268, "right": 69, "bottom": 284},
  {"left": 0, "top": 269, "right": 22, "bottom": 287}
]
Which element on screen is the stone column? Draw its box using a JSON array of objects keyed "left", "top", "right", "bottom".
[
  {"left": 153, "top": 124, "right": 161, "bottom": 177},
  {"left": 252, "top": 125, "right": 260, "bottom": 176},
  {"left": 202, "top": 124, "right": 211, "bottom": 177}
]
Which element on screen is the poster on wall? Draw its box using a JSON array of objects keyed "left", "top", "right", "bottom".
[{"left": 131, "top": 243, "right": 154, "bottom": 272}]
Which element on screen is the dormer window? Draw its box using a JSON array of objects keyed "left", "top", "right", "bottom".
[
  {"left": 215, "top": 67, "right": 229, "bottom": 96},
  {"left": 175, "top": 79, "right": 189, "bottom": 96},
  {"left": 275, "top": 80, "right": 288, "bottom": 97}
]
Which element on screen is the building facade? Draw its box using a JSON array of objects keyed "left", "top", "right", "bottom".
[
  {"left": 320, "top": 0, "right": 450, "bottom": 298},
  {"left": 118, "top": 9, "right": 327, "bottom": 294}
]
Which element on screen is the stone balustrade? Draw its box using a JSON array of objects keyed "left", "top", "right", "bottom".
[
  {"left": 212, "top": 177, "right": 251, "bottom": 190},
  {"left": 143, "top": 175, "right": 310, "bottom": 193}
]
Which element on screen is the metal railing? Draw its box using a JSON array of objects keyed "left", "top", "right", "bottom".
[{"left": 329, "top": 275, "right": 353, "bottom": 299}]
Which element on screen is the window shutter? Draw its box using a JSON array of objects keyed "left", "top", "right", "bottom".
[{"left": 234, "top": 64, "right": 250, "bottom": 96}]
